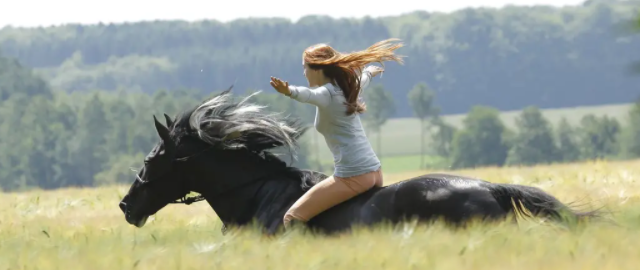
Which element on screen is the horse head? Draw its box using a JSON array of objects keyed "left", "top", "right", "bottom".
[{"left": 118, "top": 89, "right": 306, "bottom": 228}]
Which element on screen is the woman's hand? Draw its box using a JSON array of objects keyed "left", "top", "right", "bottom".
[
  {"left": 270, "top": 77, "right": 291, "bottom": 96},
  {"left": 365, "top": 66, "right": 385, "bottom": 77}
]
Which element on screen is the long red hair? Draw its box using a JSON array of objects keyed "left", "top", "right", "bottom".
[{"left": 303, "top": 38, "right": 405, "bottom": 115}]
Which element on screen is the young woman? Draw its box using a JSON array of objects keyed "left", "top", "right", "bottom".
[{"left": 269, "top": 38, "right": 404, "bottom": 229}]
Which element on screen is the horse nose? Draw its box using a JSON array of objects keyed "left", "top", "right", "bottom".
[{"left": 119, "top": 202, "right": 127, "bottom": 213}]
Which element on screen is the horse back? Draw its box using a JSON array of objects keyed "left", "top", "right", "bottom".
[
  {"left": 308, "top": 173, "right": 496, "bottom": 231},
  {"left": 304, "top": 172, "right": 496, "bottom": 232}
]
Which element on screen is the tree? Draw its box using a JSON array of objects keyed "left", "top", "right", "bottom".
[
  {"left": 555, "top": 117, "right": 581, "bottom": 162},
  {"left": 0, "top": 54, "right": 53, "bottom": 101},
  {"left": 618, "top": 98, "right": 640, "bottom": 158},
  {"left": 450, "top": 106, "right": 509, "bottom": 169},
  {"left": 577, "top": 114, "right": 621, "bottom": 160},
  {"left": 0, "top": 55, "right": 59, "bottom": 191},
  {"left": 505, "top": 106, "right": 560, "bottom": 166},
  {"left": 68, "top": 93, "right": 111, "bottom": 187},
  {"left": 362, "top": 84, "right": 396, "bottom": 156},
  {"left": 632, "top": 12, "right": 640, "bottom": 73},
  {"left": 430, "top": 116, "right": 457, "bottom": 158},
  {"left": 407, "top": 82, "right": 440, "bottom": 168}
]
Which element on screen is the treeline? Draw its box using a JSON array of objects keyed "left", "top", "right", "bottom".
[
  {"left": 1, "top": 0, "right": 639, "bottom": 117},
  {"left": 0, "top": 51, "right": 322, "bottom": 192},
  {"left": 366, "top": 82, "right": 640, "bottom": 169},
  {"left": 446, "top": 104, "right": 640, "bottom": 169},
  {"left": 1, "top": 51, "right": 639, "bottom": 192},
  {"left": 2, "top": 0, "right": 640, "bottom": 191}
]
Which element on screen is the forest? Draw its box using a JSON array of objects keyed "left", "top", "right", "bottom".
[
  {"left": 0, "top": 0, "right": 639, "bottom": 191},
  {"left": 0, "top": 0, "right": 639, "bottom": 117}
]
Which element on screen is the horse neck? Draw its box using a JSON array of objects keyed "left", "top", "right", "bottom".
[
  {"left": 204, "top": 175, "right": 309, "bottom": 230},
  {"left": 184, "top": 150, "right": 303, "bottom": 228},
  {"left": 200, "top": 179, "right": 269, "bottom": 226},
  {"left": 249, "top": 175, "right": 310, "bottom": 227}
]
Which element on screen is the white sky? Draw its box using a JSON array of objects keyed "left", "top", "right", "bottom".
[{"left": 0, "top": 0, "right": 587, "bottom": 28}]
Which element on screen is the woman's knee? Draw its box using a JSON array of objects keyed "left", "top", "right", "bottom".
[
  {"left": 283, "top": 212, "right": 293, "bottom": 226},
  {"left": 283, "top": 212, "right": 296, "bottom": 228},
  {"left": 284, "top": 208, "right": 307, "bottom": 223}
]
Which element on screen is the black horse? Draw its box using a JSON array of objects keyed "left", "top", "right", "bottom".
[{"left": 119, "top": 90, "right": 597, "bottom": 235}]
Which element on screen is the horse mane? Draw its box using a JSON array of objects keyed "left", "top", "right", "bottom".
[
  {"left": 170, "top": 87, "right": 324, "bottom": 189},
  {"left": 172, "top": 88, "right": 306, "bottom": 155}
]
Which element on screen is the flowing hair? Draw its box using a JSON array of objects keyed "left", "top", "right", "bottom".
[{"left": 303, "top": 38, "right": 405, "bottom": 115}]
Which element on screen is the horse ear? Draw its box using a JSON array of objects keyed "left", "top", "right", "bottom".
[
  {"left": 163, "top": 113, "right": 174, "bottom": 128},
  {"left": 154, "top": 115, "right": 172, "bottom": 143},
  {"left": 154, "top": 115, "right": 176, "bottom": 154}
]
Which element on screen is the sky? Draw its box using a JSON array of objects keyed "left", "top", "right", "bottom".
[{"left": 0, "top": 0, "right": 587, "bottom": 28}]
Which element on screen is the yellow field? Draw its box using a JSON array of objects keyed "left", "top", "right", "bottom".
[{"left": 1, "top": 159, "right": 639, "bottom": 270}]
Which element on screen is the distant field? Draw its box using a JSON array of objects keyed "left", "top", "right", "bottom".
[
  {"left": 301, "top": 102, "right": 633, "bottom": 162},
  {"left": 1, "top": 159, "right": 638, "bottom": 269}
]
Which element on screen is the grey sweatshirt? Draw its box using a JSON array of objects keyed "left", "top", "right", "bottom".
[{"left": 287, "top": 69, "right": 381, "bottom": 178}]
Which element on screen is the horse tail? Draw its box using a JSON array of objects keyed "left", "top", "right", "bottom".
[{"left": 488, "top": 183, "right": 600, "bottom": 224}]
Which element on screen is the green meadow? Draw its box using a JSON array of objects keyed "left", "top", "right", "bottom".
[{"left": 1, "top": 159, "right": 638, "bottom": 269}]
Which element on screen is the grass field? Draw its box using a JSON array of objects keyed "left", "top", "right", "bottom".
[
  {"left": 1, "top": 159, "right": 639, "bottom": 269},
  {"left": 301, "top": 102, "right": 633, "bottom": 161}
]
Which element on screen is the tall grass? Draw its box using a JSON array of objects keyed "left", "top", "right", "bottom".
[{"left": 1, "top": 159, "right": 639, "bottom": 269}]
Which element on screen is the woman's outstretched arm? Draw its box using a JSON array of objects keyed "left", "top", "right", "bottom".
[
  {"left": 270, "top": 76, "right": 331, "bottom": 107},
  {"left": 287, "top": 84, "right": 332, "bottom": 107}
]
